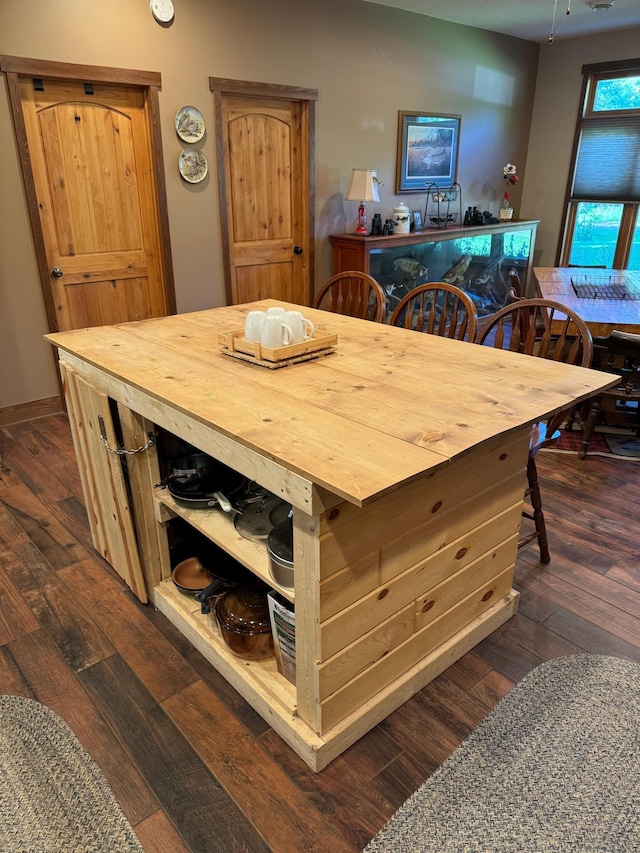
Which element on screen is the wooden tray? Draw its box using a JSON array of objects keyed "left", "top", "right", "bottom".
[{"left": 217, "top": 328, "right": 338, "bottom": 369}]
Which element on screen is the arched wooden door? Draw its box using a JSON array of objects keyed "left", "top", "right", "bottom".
[
  {"left": 211, "top": 78, "right": 316, "bottom": 307},
  {"left": 1, "top": 56, "right": 175, "bottom": 333}
]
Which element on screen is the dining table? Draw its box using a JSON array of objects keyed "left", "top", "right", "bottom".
[
  {"left": 534, "top": 266, "right": 640, "bottom": 337},
  {"left": 45, "top": 300, "right": 616, "bottom": 770}
]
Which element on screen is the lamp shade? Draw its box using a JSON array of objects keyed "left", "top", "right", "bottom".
[{"left": 345, "top": 169, "right": 381, "bottom": 203}]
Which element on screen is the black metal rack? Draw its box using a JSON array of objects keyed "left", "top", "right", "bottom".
[{"left": 424, "top": 182, "right": 462, "bottom": 229}]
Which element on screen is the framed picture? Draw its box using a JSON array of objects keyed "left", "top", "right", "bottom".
[
  {"left": 412, "top": 210, "right": 423, "bottom": 231},
  {"left": 396, "top": 112, "right": 461, "bottom": 192}
]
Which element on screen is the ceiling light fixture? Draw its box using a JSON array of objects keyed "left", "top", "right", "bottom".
[
  {"left": 589, "top": 0, "right": 614, "bottom": 9},
  {"left": 549, "top": 0, "right": 571, "bottom": 44}
]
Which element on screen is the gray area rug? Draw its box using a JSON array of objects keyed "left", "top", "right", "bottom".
[
  {"left": 364, "top": 655, "right": 640, "bottom": 852},
  {"left": 0, "top": 696, "right": 144, "bottom": 853}
]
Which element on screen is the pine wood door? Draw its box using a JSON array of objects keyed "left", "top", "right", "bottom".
[
  {"left": 60, "top": 362, "right": 147, "bottom": 602},
  {"left": 2, "top": 57, "right": 175, "bottom": 333},
  {"left": 212, "top": 80, "right": 316, "bottom": 306}
]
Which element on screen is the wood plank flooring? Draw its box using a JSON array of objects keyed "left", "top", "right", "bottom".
[{"left": 1, "top": 412, "right": 639, "bottom": 852}]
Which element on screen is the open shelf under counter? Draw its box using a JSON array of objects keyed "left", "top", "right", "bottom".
[
  {"left": 150, "top": 579, "right": 324, "bottom": 760},
  {"left": 151, "top": 581, "right": 297, "bottom": 717},
  {"left": 154, "top": 490, "right": 294, "bottom": 603}
]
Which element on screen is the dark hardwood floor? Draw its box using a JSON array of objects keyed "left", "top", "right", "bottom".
[{"left": 1, "top": 412, "right": 639, "bottom": 852}]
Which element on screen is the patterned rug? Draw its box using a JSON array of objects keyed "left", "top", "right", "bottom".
[
  {"left": 542, "top": 427, "right": 640, "bottom": 459},
  {"left": 0, "top": 696, "right": 143, "bottom": 853},
  {"left": 364, "top": 655, "right": 640, "bottom": 852}
]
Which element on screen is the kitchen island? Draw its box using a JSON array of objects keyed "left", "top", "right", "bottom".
[{"left": 46, "top": 301, "right": 613, "bottom": 770}]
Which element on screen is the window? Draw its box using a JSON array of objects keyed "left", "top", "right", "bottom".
[{"left": 559, "top": 61, "right": 640, "bottom": 269}]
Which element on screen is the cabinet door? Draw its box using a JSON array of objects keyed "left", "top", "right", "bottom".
[{"left": 60, "top": 363, "right": 148, "bottom": 602}]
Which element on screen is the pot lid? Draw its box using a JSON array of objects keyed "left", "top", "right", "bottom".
[
  {"left": 234, "top": 495, "right": 283, "bottom": 542},
  {"left": 269, "top": 500, "right": 292, "bottom": 527}
]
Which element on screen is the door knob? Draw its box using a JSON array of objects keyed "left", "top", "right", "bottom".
[
  {"left": 293, "top": 246, "right": 303, "bottom": 255},
  {"left": 50, "top": 267, "right": 63, "bottom": 278}
]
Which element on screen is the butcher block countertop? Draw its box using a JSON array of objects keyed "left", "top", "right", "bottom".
[{"left": 46, "top": 299, "right": 614, "bottom": 507}]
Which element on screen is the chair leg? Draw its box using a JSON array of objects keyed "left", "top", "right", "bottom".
[
  {"left": 526, "top": 454, "right": 550, "bottom": 564},
  {"left": 564, "top": 405, "right": 577, "bottom": 432},
  {"left": 579, "top": 396, "right": 602, "bottom": 460}
]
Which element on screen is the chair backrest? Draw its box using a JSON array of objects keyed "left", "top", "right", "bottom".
[
  {"left": 388, "top": 281, "right": 478, "bottom": 342},
  {"left": 312, "top": 271, "right": 386, "bottom": 323},
  {"left": 592, "top": 330, "right": 640, "bottom": 400},
  {"left": 507, "top": 268, "right": 522, "bottom": 300},
  {"left": 475, "top": 298, "right": 593, "bottom": 434}
]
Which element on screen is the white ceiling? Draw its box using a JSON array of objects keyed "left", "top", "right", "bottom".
[{"left": 363, "top": 0, "right": 640, "bottom": 43}]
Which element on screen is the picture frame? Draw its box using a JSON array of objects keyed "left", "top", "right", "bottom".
[
  {"left": 396, "top": 112, "right": 461, "bottom": 193},
  {"left": 411, "top": 210, "right": 423, "bottom": 231}
]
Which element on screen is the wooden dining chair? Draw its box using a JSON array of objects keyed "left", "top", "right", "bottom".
[
  {"left": 312, "top": 271, "right": 386, "bottom": 323},
  {"left": 475, "top": 298, "right": 593, "bottom": 563},
  {"left": 507, "top": 268, "right": 522, "bottom": 300},
  {"left": 388, "top": 281, "right": 478, "bottom": 342},
  {"left": 571, "top": 330, "right": 640, "bottom": 459}
]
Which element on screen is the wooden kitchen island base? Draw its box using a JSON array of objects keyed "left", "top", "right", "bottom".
[
  {"left": 153, "top": 578, "right": 518, "bottom": 771},
  {"left": 46, "top": 301, "right": 614, "bottom": 771}
]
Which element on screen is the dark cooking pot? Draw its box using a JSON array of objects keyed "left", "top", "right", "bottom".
[
  {"left": 168, "top": 478, "right": 246, "bottom": 511},
  {"left": 266, "top": 510, "right": 294, "bottom": 589},
  {"left": 156, "top": 452, "right": 247, "bottom": 512},
  {"left": 156, "top": 453, "right": 216, "bottom": 490}
]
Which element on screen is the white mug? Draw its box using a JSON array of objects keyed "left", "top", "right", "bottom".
[
  {"left": 261, "top": 315, "right": 293, "bottom": 348},
  {"left": 265, "top": 306, "right": 286, "bottom": 319},
  {"left": 285, "top": 310, "right": 314, "bottom": 344},
  {"left": 244, "top": 310, "right": 266, "bottom": 343}
]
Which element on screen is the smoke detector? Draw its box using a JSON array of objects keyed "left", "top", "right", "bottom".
[{"left": 589, "top": 1, "right": 614, "bottom": 9}]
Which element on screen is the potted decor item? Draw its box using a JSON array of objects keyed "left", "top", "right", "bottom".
[{"left": 499, "top": 163, "right": 518, "bottom": 220}]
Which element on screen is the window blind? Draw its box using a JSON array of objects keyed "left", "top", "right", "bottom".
[{"left": 572, "top": 115, "right": 640, "bottom": 202}]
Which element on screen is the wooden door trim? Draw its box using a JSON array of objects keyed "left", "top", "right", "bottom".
[
  {"left": 0, "top": 55, "right": 161, "bottom": 87},
  {"left": 210, "top": 78, "right": 317, "bottom": 306},
  {"left": 212, "top": 90, "right": 233, "bottom": 306},
  {"left": 3, "top": 69, "right": 57, "bottom": 330},
  {"left": 147, "top": 84, "right": 177, "bottom": 314},
  {"left": 1, "top": 56, "right": 175, "bottom": 332},
  {"left": 209, "top": 77, "right": 318, "bottom": 101}
]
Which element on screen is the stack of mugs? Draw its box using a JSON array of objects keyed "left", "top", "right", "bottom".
[{"left": 244, "top": 306, "right": 314, "bottom": 348}]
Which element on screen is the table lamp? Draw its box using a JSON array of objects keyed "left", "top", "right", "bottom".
[{"left": 345, "top": 169, "right": 381, "bottom": 234}]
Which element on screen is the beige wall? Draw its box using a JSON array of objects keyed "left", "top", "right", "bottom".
[
  {"left": 522, "top": 27, "right": 640, "bottom": 267},
  {"left": 0, "top": 0, "right": 539, "bottom": 408}
]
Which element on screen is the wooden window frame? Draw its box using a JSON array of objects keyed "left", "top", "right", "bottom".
[{"left": 557, "top": 59, "right": 640, "bottom": 268}]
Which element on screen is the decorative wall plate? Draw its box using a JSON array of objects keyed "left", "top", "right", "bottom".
[
  {"left": 175, "top": 106, "right": 205, "bottom": 143},
  {"left": 179, "top": 148, "right": 208, "bottom": 184},
  {"left": 150, "top": 0, "right": 174, "bottom": 23}
]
